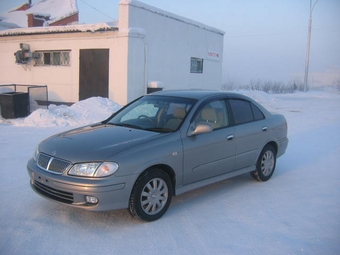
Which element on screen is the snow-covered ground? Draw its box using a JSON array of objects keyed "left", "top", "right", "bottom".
[{"left": 1, "top": 90, "right": 339, "bottom": 255}]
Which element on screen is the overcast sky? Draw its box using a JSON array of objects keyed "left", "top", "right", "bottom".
[{"left": 1, "top": 0, "right": 339, "bottom": 86}]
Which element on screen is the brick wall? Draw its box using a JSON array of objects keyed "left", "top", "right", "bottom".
[
  {"left": 27, "top": 14, "right": 48, "bottom": 27},
  {"left": 27, "top": 12, "right": 78, "bottom": 27},
  {"left": 15, "top": 3, "right": 30, "bottom": 11},
  {"left": 50, "top": 13, "right": 79, "bottom": 26}
]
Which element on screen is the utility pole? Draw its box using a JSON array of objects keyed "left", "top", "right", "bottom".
[{"left": 304, "top": 0, "right": 320, "bottom": 92}]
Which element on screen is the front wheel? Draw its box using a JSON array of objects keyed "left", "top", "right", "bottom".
[
  {"left": 129, "top": 169, "right": 173, "bottom": 222},
  {"left": 251, "top": 145, "right": 276, "bottom": 182}
]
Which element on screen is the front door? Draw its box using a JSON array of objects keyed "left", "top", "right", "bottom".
[
  {"left": 182, "top": 99, "right": 236, "bottom": 184},
  {"left": 79, "top": 49, "right": 109, "bottom": 100}
]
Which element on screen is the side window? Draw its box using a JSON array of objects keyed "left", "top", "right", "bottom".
[
  {"left": 229, "top": 99, "right": 253, "bottom": 125},
  {"left": 229, "top": 99, "right": 265, "bottom": 125},
  {"left": 194, "top": 100, "right": 229, "bottom": 130}
]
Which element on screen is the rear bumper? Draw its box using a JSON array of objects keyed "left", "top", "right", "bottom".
[{"left": 277, "top": 137, "right": 289, "bottom": 158}]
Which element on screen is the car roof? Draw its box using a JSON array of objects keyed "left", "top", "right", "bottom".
[
  {"left": 147, "top": 89, "right": 249, "bottom": 100},
  {"left": 147, "top": 90, "right": 271, "bottom": 116}
]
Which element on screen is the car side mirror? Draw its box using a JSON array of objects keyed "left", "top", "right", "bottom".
[{"left": 187, "top": 122, "right": 213, "bottom": 137}]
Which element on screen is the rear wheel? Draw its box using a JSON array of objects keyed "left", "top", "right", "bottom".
[
  {"left": 251, "top": 145, "right": 276, "bottom": 182},
  {"left": 129, "top": 169, "right": 173, "bottom": 222}
]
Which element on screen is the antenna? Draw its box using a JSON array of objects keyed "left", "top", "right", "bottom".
[{"left": 79, "top": 0, "right": 115, "bottom": 21}]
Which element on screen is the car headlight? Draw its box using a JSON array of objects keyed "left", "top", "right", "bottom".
[
  {"left": 33, "top": 147, "right": 39, "bottom": 162},
  {"left": 68, "top": 162, "right": 119, "bottom": 177}
]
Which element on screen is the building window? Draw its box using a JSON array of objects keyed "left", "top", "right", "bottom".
[
  {"left": 190, "top": 57, "right": 203, "bottom": 73},
  {"left": 34, "top": 50, "right": 71, "bottom": 66},
  {"left": 43, "top": 53, "right": 50, "bottom": 65}
]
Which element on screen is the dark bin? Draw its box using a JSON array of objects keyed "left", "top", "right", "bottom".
[
  {"left": 147, "top": 87, "right": 163, "bottom": 94},
  {"left": 0, "top": 92, "right": 29, "bottom": 119}
]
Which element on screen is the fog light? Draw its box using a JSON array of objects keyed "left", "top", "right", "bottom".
[{"left": 85, "top": 196, "right": 98, "bottom": 204}]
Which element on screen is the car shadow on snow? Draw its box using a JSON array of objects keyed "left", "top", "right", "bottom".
[
  {"left": 31, "top": 169, "right": 289, "bottom": 228},
  {"left": 31, "top": 173, "right": 258, "bottom": 226},
  {"left": 31, "top": 198, "right": 136, "bottom": 228}
]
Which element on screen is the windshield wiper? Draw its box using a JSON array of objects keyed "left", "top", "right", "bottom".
[
  {"left": 107, "top": 123, "right": 173, "bottom": 133},
  {"left": 107, "top": 123, "right": 142, "bottom": 130},
  {"left": 143, "top": 127, "right": 174, "bottom": 133}
]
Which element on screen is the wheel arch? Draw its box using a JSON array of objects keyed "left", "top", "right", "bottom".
[
  {"left": 266, "top": 141, "right": 278, "bottom": 155},
  {"left": 136, "top": 164, "right": 176, "bottom": 194},
  {"left": 251, "top": 141, "right": 278, "bottom": 182}
]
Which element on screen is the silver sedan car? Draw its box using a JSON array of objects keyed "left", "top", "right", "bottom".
[{"left": 27, "top": 90, "right": 288, "bottom": 221}]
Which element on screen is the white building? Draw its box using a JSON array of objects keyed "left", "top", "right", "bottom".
[{"left": 0, "top": 0, "right": 224, "bottom": 105}]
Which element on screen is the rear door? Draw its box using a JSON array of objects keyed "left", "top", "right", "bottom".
[{"left": 228, "top": 99, "right": 269, "bottom": 170}]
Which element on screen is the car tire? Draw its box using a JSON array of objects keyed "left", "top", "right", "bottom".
[
  {"left": 251, "top": 144, "right": 276, "bottom": 182},
  {"left": 129, "top": 168, "right": 173, "bottom": 222}
]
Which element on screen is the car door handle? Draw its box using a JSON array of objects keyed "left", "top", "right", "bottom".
[
  {"left": 227, "top": 135, "right": 234, "bottom": 140},
  {"left": 262, "top": 126, "right": 268, "bottom": 131}
]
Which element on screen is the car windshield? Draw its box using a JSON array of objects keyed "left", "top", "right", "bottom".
[{"left": 106, "top": 95, "right": 197, "bottom": 132}]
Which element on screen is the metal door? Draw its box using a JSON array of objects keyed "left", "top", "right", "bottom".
[{"left": 79, "top": 49, "right": 109, "bottom": 100}]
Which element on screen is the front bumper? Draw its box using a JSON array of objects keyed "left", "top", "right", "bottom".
[{"left": 27, "top": 158, "right": 132, "bottom": 211}]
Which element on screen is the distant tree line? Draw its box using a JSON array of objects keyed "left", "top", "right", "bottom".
[
  {"left": 222, "top": 79, "right": 340, "bottom": 93},
  {"left": 223, "top": 80, "right": 298, "bottom": 93}
]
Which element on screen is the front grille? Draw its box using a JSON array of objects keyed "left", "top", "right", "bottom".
[
  {"left": 33, "top": 180, "right": 74, "bottom": 204},
  {"left": 37, "top": 153, "right": 71, "bottom": 174}
]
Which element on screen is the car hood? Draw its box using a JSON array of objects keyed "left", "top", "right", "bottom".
[{"left": 38, "top": 124, "right": 163, "bottom": 162}]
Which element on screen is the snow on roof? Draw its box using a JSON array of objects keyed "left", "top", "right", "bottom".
[
  {"left": 0, "top": 21, "right": 118, "bottom": 36},
  {"left": 119, "top": 0, "right": 225, "bottom": 36},
  {"left": 0, "top": 0, "right": 78, "bottom": 28},
  {"left": 0, "top": 20, "right": 21, "bottom": 31},
  {"left": 0, "top": 0, "right": 223, "bottom": 36}
]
